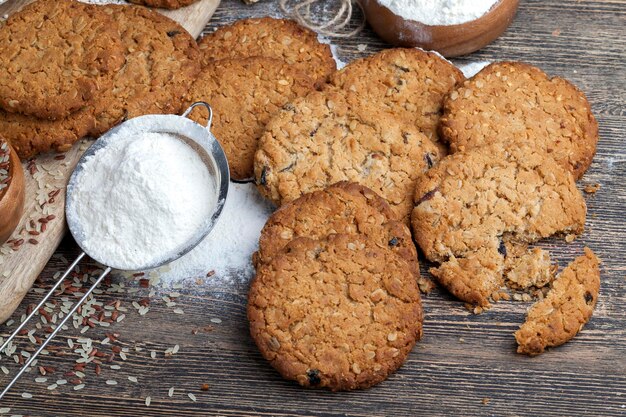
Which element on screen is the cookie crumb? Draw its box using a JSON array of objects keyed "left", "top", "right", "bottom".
[
  {"left": 583, "top": 183, "right": 601, "bottom": 194},
  {"left": 482, "top": 397, "right": 491, "bottom": 405},
  {"left": 552, "top": 28, "right": 561, "bottom": 36},
  {"left": 357, "top": 43, "right": 367, "bottom": 52},
  {"left": 565, "top": 234, "right": 576, "bottom": 243}
]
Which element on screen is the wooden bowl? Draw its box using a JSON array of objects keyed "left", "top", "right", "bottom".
[
  {"left": 361, "top": 0, "right": 519, "bottom": 57},
  {"left": 0, "top": 139, "right": 25, "bottom": 245}
]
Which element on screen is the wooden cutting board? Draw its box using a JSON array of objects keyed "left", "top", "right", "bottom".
[{"left": 0, "top": 0, "right": 221, "bottom": 324}]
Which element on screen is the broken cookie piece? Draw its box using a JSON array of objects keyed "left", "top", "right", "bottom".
[
  {"left": 411, "top": 142, "right": 586, "bottom": 309},
  {"left": 505, "top": 247, "right": 555, "bottom": 290},
  {"left": 515, "top": 247, "right": 600, "bottom": 356}
]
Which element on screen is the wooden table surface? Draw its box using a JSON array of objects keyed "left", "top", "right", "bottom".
[{"left": 1, "top": 0, "right": 625, "bottom": 416}]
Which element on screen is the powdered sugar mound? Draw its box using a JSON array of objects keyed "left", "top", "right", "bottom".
[
  {"left": 156, "top": 183, "right": 275, "bottom": 285},
  {"left": 455, "top": 60, "right": 491, "bottom": 78}
]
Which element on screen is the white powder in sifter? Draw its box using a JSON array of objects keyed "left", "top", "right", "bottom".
[
  {"left": 67, "top": 130, "right": 216, "bottom": 270},
  {"left": 378, "top": 0, "right": 500, "bottom": 26}
]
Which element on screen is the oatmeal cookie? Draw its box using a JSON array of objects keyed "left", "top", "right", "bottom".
[
  {"left": 0, "top": 0, "right": 124, "bottom": 119},
  {"left": 248, "top": 234, "right": 423, "bottom": 391},
  {"left": 440, "top": 62, "right": 598, "bottom": 179},
  {"left": 329, "top": 48, "right": 464, "bottom": 153},
  {"left": 254, "top": 182, "right": 432, "bottom": 293},
  {"left": 198, "top": 18, "right": 336, "bottom": 86},
  {"left": 255, "top": 90, "right": 441, "bottom": 222},
  {"left": 185, "top": 57, "right": 315, "bottom": 179},
  {"left": 515, "top": 248, "right": 600, "bottom": 356},
  {"left": 0, "top": 107, "right": 94, "bottom": 159},
  {"left": 411, "top": 143, "right": 587, "bottom": 307},
  {"left": 127, "top": 0, "right": 200, "bottom": 9},
  {"left": 90, "top": 5, "right": 201, "bottom": 135}
]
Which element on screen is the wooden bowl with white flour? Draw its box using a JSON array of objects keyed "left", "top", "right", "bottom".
[{"left": 361, "top": 0, "right": 519, "bottom": 57}]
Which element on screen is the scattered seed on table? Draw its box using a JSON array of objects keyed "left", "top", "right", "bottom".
[
  {"left": 128, "top": 376, "right": 138, "bottom": 383},
  {"left": 105, "top": 380, "right": 117, "bottom": 385},
  {"left": 210, "top": 318, "right": 222, "bottom": 324},
  {"left": 150, "top": 351, "right": 156, "bottom": 359},
  {"left": 173, "top": 309, "right": 184, "bottom": 315},
  {"left": 168, "top": 387, "right": 175, "bottom": 397},
  {"left": 0, "top": 407, "right": 10, "bottom": 414},
  {"left": 188, "top": 393, "right": 197, "bottom": 402},
  {"left": 1, "top": 366, "right": 9, "bottom": 375},
  {"left": 21, "top": 393, "right": 32, "bottom": 399},
  {"left": 145, "top": 396, "right": 151, "bottom": 407},
  {"left": 47, "top": 384, "right": 57, "bottom": 390},
  {"left": 35, "top": 377, "right": 47, "bottom": 383},
  {"left": 74, "top": 384, "right": 85, "bottom": 391}
]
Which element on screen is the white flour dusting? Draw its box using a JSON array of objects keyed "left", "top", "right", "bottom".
[
  {"left": 156, "top": 183, "right": 274, "bottom": 284},
  {"left": 68, "top": 131, "right": 216, "bottom": 271},
  {"left": 455, "top": 60, "right": 491, "bottom": 78},
  {"left": 378, "top": 0, "right": 500, "bottom": 26},
  {"left": 78, "top": 0, "right": 128, "bottom": 5}
]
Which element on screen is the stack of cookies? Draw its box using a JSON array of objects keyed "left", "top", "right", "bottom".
[
  {"left": 248, "top": 182, "right": 424, "bottom": 390},
  {"left": 0, "top": 0, "right": 201, "bottom": 159}
]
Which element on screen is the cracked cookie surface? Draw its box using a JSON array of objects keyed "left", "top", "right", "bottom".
[
  {"left": 255, "top": 182, "right": 432, "bottom": 293},
  {"left": 127, "top": 0, "right": 199, "bottom": 9},
  {"left": 198, "top": 17, "right": 336, "bottom": 86},
  {"left": 515, "top": 248, "right": 600, "bottom": 356},
  {"left": 0, "top": 0, "right": 124, "bottom": 119},
  {"left": 440, "top": 62, "right": 598, "bottom": 179},
  {"left": 185, "top": 57, "right": 315, "bottom": 179},
  {"left": 329, "top": 48, "right": 464, "bottom": 154},
  {"left": 254, "top": 90, "right": 441, "bottom": 222},
  {"left": 89, "top": 5, "right": 201, "bottom": 135},
  {"left": 411, "top": 143, "right": 587, "bottom": 307},
  {"left": 248, "top": 234, "right": 423, "bottom": 391}
]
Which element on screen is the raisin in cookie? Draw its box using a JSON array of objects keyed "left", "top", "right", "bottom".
[
  {"left": 411, "top": 143, "right": 586, "bottom": 308},
  {"left": 198, "top": 18, "right": 336, "bottom": 86},
  {"left": 515, "top": 248, "right": 600, "bottom": 356},
  {"left": 90, "top": 5, "right": 201, "bottom": 135},
  {"left": 255, "top": 182, "right": 432, "bottom": 293},
  {"left": 248, "top": 234, "right": 423, "bottom": 391},
  {"left": 185, "top": 57, "right": 315, "bottom": 179},
  {"left": 329, "top": 48, "right": 464, "bottom": 153},
  {"left": 255, "top": 90, "right": 441, "bottom": 222},
  {"left": 440, "top": 62, "right": 598, "bottom": 179},
  {"left": 127, "top": 0, "right": 200, "bottom": 9},
  {"left": 0, "top": 0, "right": 124, "bottom": 119}
]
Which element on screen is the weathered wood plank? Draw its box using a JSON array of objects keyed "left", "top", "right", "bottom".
[{"left": 0, "top": 0, "right": 624, "bottom": 416}]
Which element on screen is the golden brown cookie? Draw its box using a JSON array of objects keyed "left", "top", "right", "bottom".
[
  {"left": 248, "top": 234, "right": 423, "bottom": 391},
  {"left": 329, "top": 48, "right": 464, "bottom": 153},
  {"left": 90, "top": 5, "right": 201, "bottom": 135},
  {"left": 440, "top": 62, "right": 599, "bottom": 179},
  {"left": 411, "top": 142, "right": 587, "bottom": 308},
  {"left": 185, "top": 57, "right": 315, "bottom": 179},
  {"left": 254, "top": 90, "right": 441, "bottom": 222},
  {"left": 198, "top": 18, "right": 336, "bottom": 86},
  {"left": 0, "top": 107, "right": 94, "bottom": 159},
  {"left": 254, "top": 182, "right": 433, "bottom": 293},
  {"left": 515, "top": 248, "right": 600, "bottom": 356},
  {"left": 0, "top": 0, "right": 124, "bottom": 119},
  {"left": 127, "top": 0, "right": 199, "bottom": 9}
]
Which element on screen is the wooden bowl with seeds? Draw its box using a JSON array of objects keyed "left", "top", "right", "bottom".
[
  {"left": 0, "top": 136, "right": 25, "bottom": 245},
  {"left": 361, "top": 0, "right": 519, "bottom": 57}
]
